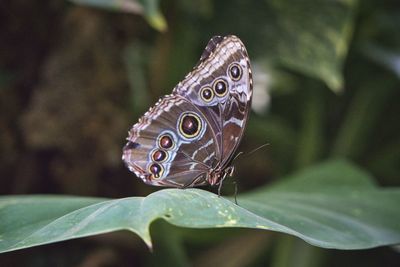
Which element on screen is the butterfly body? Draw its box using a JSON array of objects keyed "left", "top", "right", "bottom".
[{"left": 123, "top": 35, "right": 252, "bottom": 188}]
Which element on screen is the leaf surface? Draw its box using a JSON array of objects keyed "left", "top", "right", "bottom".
[{"left": 1, "top": 160, "right": 399, "bottom": 253}]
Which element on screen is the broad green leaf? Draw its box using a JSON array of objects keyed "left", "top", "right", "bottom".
[
  {"left": 69, "top": 0, "right": 167, "bottom": 32},
  {"left": 1, "top": 160, "right": 399, "bottom": 253}
]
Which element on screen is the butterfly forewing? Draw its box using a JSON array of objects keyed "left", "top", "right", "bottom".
[{"left": 173, "top": 35, "right": 253, "bottom": 167}]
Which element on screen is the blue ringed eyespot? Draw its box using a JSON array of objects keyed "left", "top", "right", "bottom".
[
  {"left": 149, "top": 163, "right": 164, "bottom": 179},
  {"left": 178, "top": 112, "right": 202, "bottom": 139},
  {"left": 158, "top": 134, "right": 174, "bottom": 150},
  {"left": 152, "top": 149, "right": 168, "bottom": 162}
]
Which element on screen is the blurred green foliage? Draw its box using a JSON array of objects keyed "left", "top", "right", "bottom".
[{"left": 0, "top": 0, "right": 399, "bottom": 266}]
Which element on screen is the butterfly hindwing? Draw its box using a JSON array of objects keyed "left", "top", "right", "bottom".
[{"left": 123, "top": 95, "right": 219, "bottom": 187}]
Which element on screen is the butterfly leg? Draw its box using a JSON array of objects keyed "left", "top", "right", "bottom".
[
  {"left": 217, "top": 174, "right": 239, "bottom": 204},
  {"left": 217, "top": 170, "right": 230, "bottom": 197},
  {"left": 232, "top": 181, "right": 238, "bottom": 205},
  {"left": 217, "top": 166, "right": 237, "bottom": 201},
  {"left": 228, "top": 167, "right": 239, "bottom": 205},
  {"left": 217, "top": 174, "right": 226, "bottom": 197}
]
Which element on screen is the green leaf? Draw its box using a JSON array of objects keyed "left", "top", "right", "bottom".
[
  {"left": 135, "top": 0, "right": 168, "bottom": 32},
  {"left": 69, "top": 0, "right": 167, "bottom": 32},
  {"left": 266, "top": 0, "right": 356, "bottom": 92},
  {"left": 214, "top": 0, "right": 356, "bottom": 92},
  {"left": 1, "top": 160, "right": 399, "bottom": 253}
]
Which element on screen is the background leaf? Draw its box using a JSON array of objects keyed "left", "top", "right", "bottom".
[
  {"left": 264, "top": 0, "right": 356, "bottom": 92},
  {"left": 69, "top": 0, "right": 167, "bottom": 31}
]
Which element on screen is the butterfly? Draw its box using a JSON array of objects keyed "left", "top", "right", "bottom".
[{"left": 122, "top": 35, "right": 253, "bottom": 192}]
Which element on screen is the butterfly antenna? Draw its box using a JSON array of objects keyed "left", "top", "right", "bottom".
[
  {"left": 246, "top": 143, "right": 270, "bottom": 156},
  {"left": 230, "top": 151, "right": 244, "bottom": 164},
  {"left": 231, "top": 143, "right": 269, "bottom": 165}
]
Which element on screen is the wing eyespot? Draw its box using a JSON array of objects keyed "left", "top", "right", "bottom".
[
  {"left": 149, "top": 163, "right": 164, "bottom": 179},
  {"left": 200, "top": 86, "right": 214, "bottom": 102},
  {"left": 213, "top": 79, "right": 228, "bottom": 97},
  {"left": 158, "top": 134, "right": 174, "bottom": 150},
  {"left": 228, "top": 63, "right": 242, "bottom": 81},
  {"left": 178, "top": 112, "right": 202, "bottom": 139},
  {"left": 152, "top": 149, "right": 168, "bottom": 162}
]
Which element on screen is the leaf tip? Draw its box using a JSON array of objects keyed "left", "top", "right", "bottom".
[
  {"left": 147, "top": 12, "right": 168, "bottom": 32},
  {"left": 326, "top": 75, "right": 344, "bottom": 94}
]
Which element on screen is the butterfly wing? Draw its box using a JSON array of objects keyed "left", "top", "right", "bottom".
[
  {"left": 122, "top": 95, "right": 220, "bottom": 187},
  {"left": 173, "top": 35, "right": 253, "bottom": 167},
  {"left": 123, "top": 35, "right": 252, "bottom": 187}
]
